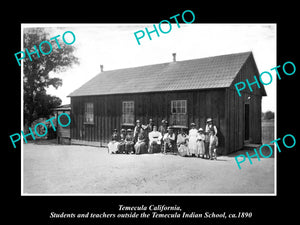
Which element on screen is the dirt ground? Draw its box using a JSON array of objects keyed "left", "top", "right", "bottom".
[{"left": 23, "top": 142, "right": 274, "bottom": 195}]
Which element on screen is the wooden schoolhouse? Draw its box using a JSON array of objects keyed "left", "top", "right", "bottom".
[{"left": 68, "top": 52, "right": 266, "bottom": 155}]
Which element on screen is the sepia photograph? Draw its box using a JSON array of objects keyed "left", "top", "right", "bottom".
[{"left": 21, "top": 23, "right": 276, "bottom": 195}]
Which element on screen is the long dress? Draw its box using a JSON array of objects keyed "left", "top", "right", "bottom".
[
  {"left": 196, "top": 133, "right": 205, "bottom": 156},
  {"left": 134, "top": 133, "right": 147, "bottom": 154},
  {"left": 188, "top": 128, "right": 198, "bottom": 155},
  {"left": 125, "top": 134, "right": 134, "bottom": 154}
]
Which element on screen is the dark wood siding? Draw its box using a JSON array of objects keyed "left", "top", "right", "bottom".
[
  {"left": 70, "top": 53, "right": 263, "bottom": 154},
  {"left": 70, "top": 89, "right": 226, "bottom": 153},
  {"left": 224, "top": 53, "right": 263, "bottom": 154},
  {"left": 56, "top": 110, "right": 71, "bottom": 138}
]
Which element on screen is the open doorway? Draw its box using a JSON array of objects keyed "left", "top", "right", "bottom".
[{"left": 244, "top": 103, "right": 250, "bottom": 141}]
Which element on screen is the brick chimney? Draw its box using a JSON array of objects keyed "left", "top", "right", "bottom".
[
  {"left": 172, "top": 53, "right": 176, "bottom": 62},
  {"left": 100, "top": 65, "right": 103, "bottom": 72}
]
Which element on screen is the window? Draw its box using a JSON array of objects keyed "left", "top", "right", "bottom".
[
  {"left": 170, "top": 100, "right": 187, "bottom": 126},
  {"left": 171, "top": 100, "right": 187, "bottom": 114},
  {"left": 84, "top": 103, "right": 94, "bottom": 123},
  {"left": 122, "top": 101, "right": 134, "bottom": 125}
]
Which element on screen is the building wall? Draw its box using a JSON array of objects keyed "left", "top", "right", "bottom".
[
  {"left": 55, "top": 110, "right": 71, "bottom": 144},
  {"left": 70, "top": 53, "right": 264, "bottom": 155},
  {"left": 225, "top": 89, "right": 262, "bottom": 154},
  {"left": 70, "top": 55, "right": 264, "bottom": 154},
  {"left": 224, "top": 53, "right": 264, "bottom": 154},
  {"left": 70, "top": 89, "right": 227, "bottom": 153}
]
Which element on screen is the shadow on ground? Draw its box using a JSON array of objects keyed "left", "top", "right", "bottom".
[
  {"left": 227, "top": 144, "right": 275, "bottom": 158},
  {"left": 27, "top": 139, "right": 58, "bottom": 145}
]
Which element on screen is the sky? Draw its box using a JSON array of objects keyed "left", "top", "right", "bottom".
[{"left": 23, "top": 23, "right": 276, "bottom": 112}]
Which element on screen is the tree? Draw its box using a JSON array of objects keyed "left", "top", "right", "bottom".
[
  {"left": 262, "top": 111, "right": 274, "bottom": 120},
  {"left": 23, "top": 28, "right": 79, "bottom": 127}
]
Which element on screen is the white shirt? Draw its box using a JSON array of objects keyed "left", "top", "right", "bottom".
[{"left": 149, "top": 131, "right": 162, "bottom": 144}]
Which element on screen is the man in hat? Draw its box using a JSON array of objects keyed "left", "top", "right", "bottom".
[
  {"left": 112, "top": 128, "right": 119, "bottom": 140},
  {"left": 133, "top": 119, "right": 143, "bottom": 143},
  {"left": 143, "top": 118, "right": 154, "bottom": 149},
  {"left": 163, "top": 126, "right": 176, "bottom": 154},
  {"left": 158, "top": 119, "right": 168, "bottom": 152},
  {"left": 158, "top": 120, "right": 168, "bottom": 136},
  {"left": 204, "top": 118, "right": 218, "bottom": 159},
  {"left": 147, "top": 118, "right": 154, "bottom": 132},
  {"left": 205, "top": 118, "right": 217, "bottom": 135}
]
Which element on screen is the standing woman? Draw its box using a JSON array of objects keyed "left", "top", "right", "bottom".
[{"left": 188, "top": 123, "right": 198, "bottom": 156}]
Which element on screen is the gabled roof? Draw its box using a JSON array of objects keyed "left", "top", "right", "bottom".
[
  {"left": 53, "top": 104, "right": 71, "bottom": 111},
  {"left": 68, "top": 51, "right": 262, "bottom": 97}
]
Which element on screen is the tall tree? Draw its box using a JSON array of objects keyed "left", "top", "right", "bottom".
[
  {"left": 23, "top": 28, "right": 79, "bottom": 127},
  {"left": 263, "top": 111, "right": 274, "bottom": 120}
]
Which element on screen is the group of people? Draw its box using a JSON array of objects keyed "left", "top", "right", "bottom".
[{"left": 107, "top": 118, "right": 219, "bottom": 160}]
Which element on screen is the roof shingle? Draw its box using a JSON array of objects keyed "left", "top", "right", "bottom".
[{"left": 68, "top": 51, "right": 252, "bottom": 97}]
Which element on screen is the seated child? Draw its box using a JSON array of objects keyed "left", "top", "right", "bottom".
[
  {"left": 107, "top": 129, "right": 119, "bottom": 154},
  {"left": 196, "top": 128, "right": 205, "bottom": 158},
  {"left": 117, "top": 128, "right": 126, "bottom": 154},
  {"left": 124, "top": 129, "right": 135, "bottom": 154}
]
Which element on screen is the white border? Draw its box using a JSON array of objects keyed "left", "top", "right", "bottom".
[{"left": 21, "top": 23, "right": 277, "bottom": 196}]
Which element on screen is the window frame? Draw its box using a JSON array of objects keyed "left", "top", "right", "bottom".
[
  {"left": 170, "top": 99, "right": 188, "bottom": 127},
  {"left": 171, "top": 100, "right": 187, "bottom": 115},
  {"left": 84, "top": 102, "right": 94, "bottom": 124},
  {"left": 122, "top": 101, "right": 135, "bottom": 125}
]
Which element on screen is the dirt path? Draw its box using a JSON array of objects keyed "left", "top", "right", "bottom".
[{"left": 23, "top": 143, "right": 274, "bottom": 194}]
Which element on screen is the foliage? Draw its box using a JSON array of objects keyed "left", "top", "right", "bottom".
[
  {"left": 261, "top": 111, "right": 274, "bottom": 120},
  {"left": 23, "top": 28, "right": 79, "bottom": 127}
]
